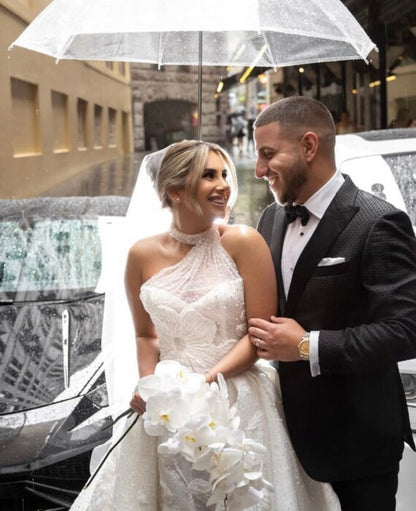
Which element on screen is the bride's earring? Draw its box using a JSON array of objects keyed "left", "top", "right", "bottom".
[{"left": 168, "top": 189, "right": 182, "bottom": 206}]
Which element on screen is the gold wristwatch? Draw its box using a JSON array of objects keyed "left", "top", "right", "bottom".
[{"left": 298, "top": 332, "right": 310, "bottom": 361}]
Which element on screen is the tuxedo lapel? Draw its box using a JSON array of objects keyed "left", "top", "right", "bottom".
[
  {"left": 269, "top": 206, "right": 287, "bottom": 315},
  {"left": 285, "top": 177, "right": 359, "bottom": 316}
]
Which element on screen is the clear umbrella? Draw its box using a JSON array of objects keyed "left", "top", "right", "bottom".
[{"left": 10, "top": 0, "right": 377, "bottom": 136}]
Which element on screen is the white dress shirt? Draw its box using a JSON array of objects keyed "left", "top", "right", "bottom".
[{"left": 281, "top": 170, "right": 344, "bottom": 376}]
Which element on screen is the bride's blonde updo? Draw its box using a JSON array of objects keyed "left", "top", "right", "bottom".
[{"left": 156, "top": 140, "right": 237, "bottom": 214}]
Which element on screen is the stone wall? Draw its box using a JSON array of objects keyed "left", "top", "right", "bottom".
[{"left": 130, "top": 64, "right": 228, "bottom": 151}]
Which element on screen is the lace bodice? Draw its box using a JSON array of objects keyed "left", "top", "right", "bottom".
[{"left": 140, "top": 225, "right": 247, "bottom": 372}]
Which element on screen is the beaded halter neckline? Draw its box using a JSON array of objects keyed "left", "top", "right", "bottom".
[{"left": 169, "top": 224, "right": 216, "bottom": 246}]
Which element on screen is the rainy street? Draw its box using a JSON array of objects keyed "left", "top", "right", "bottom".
[{"left": 41, "top": 148, "right": 272, "bottom": 230}]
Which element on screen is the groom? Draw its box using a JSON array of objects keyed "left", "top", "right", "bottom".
[{"left": 248, "top": 96, "right": 416, "bottom": 510}]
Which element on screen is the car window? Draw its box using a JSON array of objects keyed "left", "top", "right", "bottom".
[
  {"left": 0, "top": 218, "right": 102, "bottom": 302},
  {"left": 384, "top": 153, "right": 416, "bottom": 226},
  {"left": 0, "top": 196, "right": 130, "bottom": 302},
  {"left": 338, "top": 151, "right": 416, "bottom": 227}
]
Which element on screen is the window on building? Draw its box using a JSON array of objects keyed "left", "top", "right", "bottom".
[
  {"left": 11, "top": 77, "right": 41, "bottom": 156},
  {"left": 94, "top": 105, "right": 103, "bottom": 148},
  {"left": 51, "top": 90, "right": 69, "bottom": 152},
  {"left": 77, "top": 98, "right": 88, "bottom": 149},
  {"left": 108, "top": 108, "right": 117, "bottom": 147},
  {"left": 122, "top": 111, "right": 130, "bottom": 153},
  {"left": 118, "top": 62, "right": 126, "bottom": 75}
]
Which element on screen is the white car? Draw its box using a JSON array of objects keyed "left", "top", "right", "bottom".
[{"left": 335, "top": 128, "right": 416, "bottom": 511}]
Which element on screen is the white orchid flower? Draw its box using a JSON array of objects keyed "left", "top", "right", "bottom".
[
  {"left": 143, "top": 388, "right": 189, "bottom": 434},
  {"left": 157, "top": 436, "right": 182, "bottom": 456},
  {"left": 206, "top": 477, "right": 229, "bottom": 507},
  {"left": 156, "top": 360, "right": 205, "bottom": 390},
  {"left": 154, "top": 359, "right": 183, "bottom": 376},
  {"left": 202, "top": 387, "right": 240, "bottom": 431},
  {"left": 170, "top": 416, "right": 217, "bottom": 462},
  {"left": 136, "top": 373, "right": 166, "bottom": 401},
  {"left": 138, "top": 361, "right": 271, "bottom": 510},
  {"left": 208, "top": 445, "right": 243, "bottom": 481},
  {"left": 137, "top": 360, "right": 206, "bottom": 402}
]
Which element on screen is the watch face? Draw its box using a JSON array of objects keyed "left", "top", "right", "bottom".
[{"left": 300, "top": 339, "right": 309, "bottom": 357}]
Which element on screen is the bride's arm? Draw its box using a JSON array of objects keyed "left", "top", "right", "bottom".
[
  {"left": 205, "top": 226, "right": 277, "bottom": 382},
  {"left": 125, "top": 242, "right": 160, "bottom": 413}
]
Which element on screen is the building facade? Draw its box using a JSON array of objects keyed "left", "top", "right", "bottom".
[
  {"left": 219, "top": 1, "right": 416, "bottom": 132},
  {"left": 1, "top": 0, "right": 415, "bottom": 198},
  {"left": 130, "top": 63, "right": 228, "bottom": 152},
  {"left": 1, "top": 0, "right": 133, "bottom": 199}
]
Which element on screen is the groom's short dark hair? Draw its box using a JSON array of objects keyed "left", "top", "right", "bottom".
[{"left": 254, "top": 96, "right": 336, "bottom": 137}]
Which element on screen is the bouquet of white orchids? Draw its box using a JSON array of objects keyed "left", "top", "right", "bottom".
[{"left": 137, "top": 360, "right": 273, "bottom": 510}]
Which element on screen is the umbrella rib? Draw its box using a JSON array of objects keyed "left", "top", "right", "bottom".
[
  {"left": 55, "top": 34, "right": 77, "bottom": 62},
  {"left": 111, "top": 34, "right": 124, "bottom": 61},
  {"left": 158, "top": 32, "right": 168, "bottom": 69},
  {"left": 259, "top": 31, "right": 275, "bottom": 69},
  {"left": 269, "top": 27, "right": 361, "bottom": 42},
  {"left": 309, "top": 0, "right": 376, "bottom": 61}
]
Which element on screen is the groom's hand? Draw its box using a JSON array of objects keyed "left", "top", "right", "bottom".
[{"left": 248, "top": 316, "right": 306, "bottom": 361}]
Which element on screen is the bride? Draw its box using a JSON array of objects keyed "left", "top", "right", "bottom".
[{"left": 71, "top": 140, "right": 340, "bottom": 510}]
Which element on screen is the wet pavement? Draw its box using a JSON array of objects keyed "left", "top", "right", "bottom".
[{"left": 42, "top": 146, "right": 272, "bottom": 229}]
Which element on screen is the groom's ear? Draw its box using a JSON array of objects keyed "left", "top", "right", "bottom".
[{"left": 300, "top": 131, "right": 319, "bottom": 162}]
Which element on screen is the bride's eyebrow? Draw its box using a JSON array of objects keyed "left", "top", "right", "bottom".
[{"left": 203, "top": 167, "right": 227, "bottom": 172}]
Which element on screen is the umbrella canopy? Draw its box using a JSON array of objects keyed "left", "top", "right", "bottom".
[
  {"left": 11, "top": 0, "right": 376, "bottom": 66},
  {"left": 10, "top": 0, "right": 376, "bottom": 137}
]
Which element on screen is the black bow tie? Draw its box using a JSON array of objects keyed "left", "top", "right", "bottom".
[{"left": 284, "top": 204, "right": 310, "bottom": 226}]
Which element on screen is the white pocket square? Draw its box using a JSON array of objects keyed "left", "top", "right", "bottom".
[{"left": 318, "top": 257, "right": 346, "bottom": 267}]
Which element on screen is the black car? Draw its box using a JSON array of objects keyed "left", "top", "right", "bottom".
[{"left": 0, "top": 196, "right": 129, "bottom": 510}]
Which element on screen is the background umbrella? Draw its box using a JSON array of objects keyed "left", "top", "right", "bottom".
[{"left": 10, "top": 0, "right": 377, "bottom": 138}]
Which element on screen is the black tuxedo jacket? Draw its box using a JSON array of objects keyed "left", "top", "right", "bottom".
[{"left": 258, "top": 176, "right": 416, "bottom": 482}]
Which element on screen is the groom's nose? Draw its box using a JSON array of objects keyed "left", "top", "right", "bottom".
[{"left": 255, "top": 159, "right": 269, "bottom": 180}]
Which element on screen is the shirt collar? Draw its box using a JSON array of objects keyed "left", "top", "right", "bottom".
[{"left": 303, "top": 170, "right": 344, "bottom": 220}]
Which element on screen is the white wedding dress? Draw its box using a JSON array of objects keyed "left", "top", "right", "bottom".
[{"left": 70, "top": 224, "right": 340, "bottom": 511}]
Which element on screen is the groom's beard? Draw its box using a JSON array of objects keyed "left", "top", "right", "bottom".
[{"left": 271, "top": 158, "right": 308, "bottom": 206}]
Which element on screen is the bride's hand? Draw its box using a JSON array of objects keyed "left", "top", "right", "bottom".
[{"left": 130, "top": 391, "right": 147, "bottom": 415}]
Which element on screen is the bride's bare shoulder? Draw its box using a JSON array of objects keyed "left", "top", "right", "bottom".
[
  {"left": 128, "top": 232, "right": 169, "bottom": 262},
  {"left": 219, "top": 223, "right": 264, "bottom": 247}
]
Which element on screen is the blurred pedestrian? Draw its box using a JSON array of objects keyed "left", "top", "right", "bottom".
[
  {"left": 389, "top": 108, "right": 412, "bottom": 128},
  {"left": 233, "top": 114, "right": 246, "bottom": 156},
  {"left": 335, "top": 110, "right": 357, "bottom": 134},
  {"left": 224, "top": 113, "right": 234, "bottom": 152},
  {"left": 246, "top": 117, "right": 255, "bottom": 153}
]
